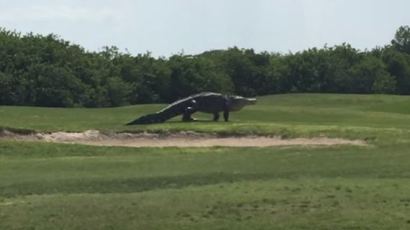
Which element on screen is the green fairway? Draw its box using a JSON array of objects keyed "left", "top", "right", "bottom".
[
  {"left": 1, "top": 142, "right": 410, "bottom": 229},
  {"left": 1, "top": 94, "right": 410, "bottom": 229},
  {"left": 2, "top": 93, "right": 410, "bottom": 140}
]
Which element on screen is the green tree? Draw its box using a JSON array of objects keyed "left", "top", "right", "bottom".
[
  {"left": 372, "top": 73, "right": 397, "bottom": 94},
  {"left": 382, "top": 48, "right": 410, "bottom": 94},
  {"left": 0, "top": 71, "right": 14, "bottom": 104},
  {"left": 349, "top": 55, "right": 393, "bottom": 94},
  {"left": 167, "top": 54, "right": 233, "bottom": 100},
  {"left": 30, "top": 64, "right": 85, "bottom": 107},
  {"left": 105, "top": 77, "right": 132, "bottom": 106},
  {"left": 2, "top": 26, "right": 410, "bottom": 107},
  {"left": 392, "top": 25, "right": 410, "bottom": 54}
]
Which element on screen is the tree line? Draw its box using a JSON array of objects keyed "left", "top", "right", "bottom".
[{"left": 0, "top": 26, "right": 410, "bottom": 107}]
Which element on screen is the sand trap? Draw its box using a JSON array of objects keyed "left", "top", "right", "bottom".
[{"left": 0, "top": 129, "right": 367, "bottom": 148}]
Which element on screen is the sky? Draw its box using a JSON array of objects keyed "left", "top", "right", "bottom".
[{"left": 0, "top": 0, "right": 409, "bottom": 57}]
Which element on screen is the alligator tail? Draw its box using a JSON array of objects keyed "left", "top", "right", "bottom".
[{"left": 126, "top": 113, "right": 165, "bottom": 125}]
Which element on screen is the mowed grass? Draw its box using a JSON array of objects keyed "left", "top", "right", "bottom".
[
  {"left": 1, "top": 142, "right": 410, "bottom": 229},
  {"left": 2, "top": 94, "right": 410, "bottom": 229},
  {"left": 2, "top": 93, "right": 410, "bottom": 136}
]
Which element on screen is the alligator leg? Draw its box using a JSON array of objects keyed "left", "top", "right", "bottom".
[
  {"left": 182, "top": 107, "right": 196, "bottom": 122},
  {"left": 223, "top": 110, "right": 229, "bottom": 122},
  {"left": 213, "top": 112, "right": 220, "bottom": 121}
]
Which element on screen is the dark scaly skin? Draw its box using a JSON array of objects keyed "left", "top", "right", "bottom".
[{"left": 126, "top": 92, "right": 256, "bottom": 125}]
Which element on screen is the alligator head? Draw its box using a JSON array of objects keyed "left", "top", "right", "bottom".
[{"left": 228, "top": 95, "right": 257, "bottom": 111}]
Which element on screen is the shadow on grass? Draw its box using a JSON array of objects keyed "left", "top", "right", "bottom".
[
  {"left": 1, "top": 172, "right": 276, "bottom": 197},
  {"left": 0, "top": 126, "right": 36, "bottom": 135},
  {"left": 123, "top": 119, "right": 220, "bottom": 127}
]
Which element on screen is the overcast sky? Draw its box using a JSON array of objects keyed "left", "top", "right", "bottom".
[{"left": 1, "top": 0, "right": 409, "bottom": 57}]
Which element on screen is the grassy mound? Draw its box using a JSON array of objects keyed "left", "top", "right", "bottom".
[{"left": 2, "top": 93, "right": 410, "bottom": 141}]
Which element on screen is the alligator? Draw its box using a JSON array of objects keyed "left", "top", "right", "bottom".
[{"left": 126, "top": 92, "right": 256, "bottom": 125}]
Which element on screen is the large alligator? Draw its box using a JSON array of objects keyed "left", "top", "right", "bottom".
[{"left": 126, "top": 92, "right": 256, "bottom": 125}]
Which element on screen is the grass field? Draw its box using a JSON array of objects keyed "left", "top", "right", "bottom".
[{"left": 1, "top": 94, "right": 410, "bottom": 229}]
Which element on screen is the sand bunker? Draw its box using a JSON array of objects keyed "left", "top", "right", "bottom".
[{"left": 0, "top": 129, "right": 367, "bottom": 148}]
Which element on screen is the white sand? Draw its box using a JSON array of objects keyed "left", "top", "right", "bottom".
[{"left": 0, "top": 130, "right": 367, "bottom": 148}]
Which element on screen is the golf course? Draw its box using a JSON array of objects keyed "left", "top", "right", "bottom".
[
  {"left": 1, "top": 93, "right": 410, "bottom": 229},
  {"left": 1, "top": 0, "right": 410, "bottom": 228}
]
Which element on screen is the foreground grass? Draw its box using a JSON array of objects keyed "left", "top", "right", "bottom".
[{"left": 1, "top": 141, "right": 410, "bottom": 229}]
